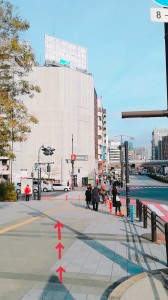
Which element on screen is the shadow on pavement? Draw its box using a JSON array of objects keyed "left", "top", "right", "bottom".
[{"left": 39, "top": 274, "right": 75, "bottom": 300}]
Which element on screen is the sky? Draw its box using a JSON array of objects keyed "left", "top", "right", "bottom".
[{"left": 10, "top": 0, "right": 168, "bottom": 156}]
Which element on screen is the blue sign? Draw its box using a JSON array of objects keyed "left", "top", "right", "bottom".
[
  {"left": 60, "top": 59, "right": 70, "bottom": 66},
  {"left": 153, "top": 0, "right": 168, "bottom": 7}
]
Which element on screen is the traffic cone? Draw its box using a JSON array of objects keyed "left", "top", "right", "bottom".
[{"left": 109, "top": 200, "right": 112, "bottom": 213}]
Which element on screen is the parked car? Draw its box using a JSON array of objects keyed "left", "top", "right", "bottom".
[{"left": 52, "top": 183, "right": 71, "bottom": 191}]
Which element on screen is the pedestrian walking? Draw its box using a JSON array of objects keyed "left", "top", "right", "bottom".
[
  {"left": 99, "top": 181, "right": 106, "bottom": 202},
  {"left": 24, "top": 184, "right": 31, "bottom": 201},
  {"left": 92, "top": 184, "right": 100, "bottom": 211},
  {"left": 112, "top": 182, "right": 123, "bottom": 216},
  {"left": 85, "top": 185, "right": 92, "bottom": 209},
  {"left": 105, "top": 180, "right": 112, "bottom": 198}
]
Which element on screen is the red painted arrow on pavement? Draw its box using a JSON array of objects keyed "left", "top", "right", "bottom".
[
  {"left": 56, "top": 266, "right": 66, "bottom": 283},
  {"left": 55, "top": 242, "right": 64, "bottom": 260},
  {"left": 54, "top": 221, "right": 64, "bottom": 240}
]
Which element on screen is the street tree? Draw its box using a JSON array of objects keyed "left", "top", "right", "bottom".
[{"left": 0, "top": 0, "right": 40, "bottom": 158}]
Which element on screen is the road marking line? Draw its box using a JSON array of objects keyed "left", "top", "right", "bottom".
[
  {"left": 0, "top": 204, "right": 69, "bottom": 234},
  {"left": 147, "top": 204, "right": 165, "bottom": 217}
]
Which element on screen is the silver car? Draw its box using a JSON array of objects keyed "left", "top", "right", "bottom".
[{"left": 52, "top": 184, "right": 71, "bottom": 191}]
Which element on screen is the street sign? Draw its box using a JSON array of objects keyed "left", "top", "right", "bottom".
[
  {"left": 20, "top": 169, "right": 27, "bottom": 179},
  {"left": 153, "top": 0, "right": 168, "bottom": 7},
  {"left": 75, "top": 155, "right": 88, "bottom": 161},
  {"left": 150, "top": 7, "right": 168, "bottom": 22}
]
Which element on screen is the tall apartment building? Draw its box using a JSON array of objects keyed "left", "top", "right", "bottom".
[
  {"left": 151, "top": 128, "right": 168, "bottom": 160},
  {"left": 97, "top": 97, "right": 107, "bottom": 174},
  {"left": 158, "top": 136, "right": 168, "bottom": 160},
  {"left": 12, "top": 36, "right": 97, "bottom": 186},
  {"left": 108, "top": 141, "right": 120, "bottom": 167}
]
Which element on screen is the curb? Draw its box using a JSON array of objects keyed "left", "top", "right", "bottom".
[
  {"left": 108, "top": 272, "right": 147, "bottom": 299},
  {"left": 108, "top": 268, "right": 168, "bottom": 299}
]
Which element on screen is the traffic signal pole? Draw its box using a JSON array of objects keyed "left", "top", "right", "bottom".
[
  {"left": 122, "top": 19, "right": 168, "bottom": 118},
  {"left": 37, "top": 145, "right": 43, "bottom": 200},
  {"left": 37, "top": 145, "right": 55, "bottom": 200},
  {"left": 165, "top": 22, "right": 168, "bottom": 109}
]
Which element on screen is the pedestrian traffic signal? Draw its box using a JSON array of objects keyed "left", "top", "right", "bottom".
[{"left": 47, "top": 164, "right": 51, "bottom": 172}]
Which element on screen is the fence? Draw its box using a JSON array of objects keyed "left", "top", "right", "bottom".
[{"left": 136, "top": 199, "right": 168, "bottom": 267}]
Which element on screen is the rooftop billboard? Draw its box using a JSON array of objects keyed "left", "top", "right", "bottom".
[{"left": 45, "top": 35, "right": 88, "bottom": 71}]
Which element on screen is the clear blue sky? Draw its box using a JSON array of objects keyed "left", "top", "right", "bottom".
[{"left": 10, "top": 0, "right": 168, "bottom": 156}]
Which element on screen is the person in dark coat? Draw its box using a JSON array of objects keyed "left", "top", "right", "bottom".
[
  {"left": 112, "top": 182, "right": 123, "bottom": 216},
  {"left": 85, "top": 185, "right": 92, "bottom": 209},
  {"left": 92, "top": 185, "right": 100, "bottom": 211}
]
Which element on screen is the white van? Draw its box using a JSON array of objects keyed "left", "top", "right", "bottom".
[{"left": 33, "top": 180, "right": 53, "bottom": 192}]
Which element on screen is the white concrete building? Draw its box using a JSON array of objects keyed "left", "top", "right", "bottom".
[
  {"left": 12, "top": 66, "right": 96, "bottom": 186},
  {"left": 108, "top": 141, "right": 120, "bottom": 163}
]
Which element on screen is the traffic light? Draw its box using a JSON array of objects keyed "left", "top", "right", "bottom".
[{"left": 42, "top": 147, "right": 55, "bottom": 156}]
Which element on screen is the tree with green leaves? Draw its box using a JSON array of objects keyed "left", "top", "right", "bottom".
[{"left": 0, "top": 0, "right": 40, "bottom": 158}]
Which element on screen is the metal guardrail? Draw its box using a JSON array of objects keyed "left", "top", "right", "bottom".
[{"left": 136, "top": 199, "right": 168, "bottom": 267}]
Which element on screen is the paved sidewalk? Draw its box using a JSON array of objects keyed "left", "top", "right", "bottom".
[{"left": 0, "top": 190, "right": 168, "bottom": 299}]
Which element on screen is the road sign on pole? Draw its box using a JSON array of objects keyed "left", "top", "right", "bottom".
[
  {"left": 75, "top": 155, "right": 88, "bottom": 161},
  {"left": 150, "top": 7, "right": 168, "bottom": 22},
  {"left": 153, "top": 0, "right": 168, "bottom": 7}
]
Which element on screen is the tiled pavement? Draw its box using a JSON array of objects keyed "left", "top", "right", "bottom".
[{"left": 0, "top": 190, "right": 168, "bottom": 299}]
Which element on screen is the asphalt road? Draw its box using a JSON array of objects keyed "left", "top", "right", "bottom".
[{"left": 120, "top": 175, "right": 168, "bottom": 204}]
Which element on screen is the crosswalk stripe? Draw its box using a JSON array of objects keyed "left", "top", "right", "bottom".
[
  {"left": 147, "top": 204, "right": 165, "bottom": 216},
  {"left": 160, "top": 204, "right": 168, "bottom": 212}
]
